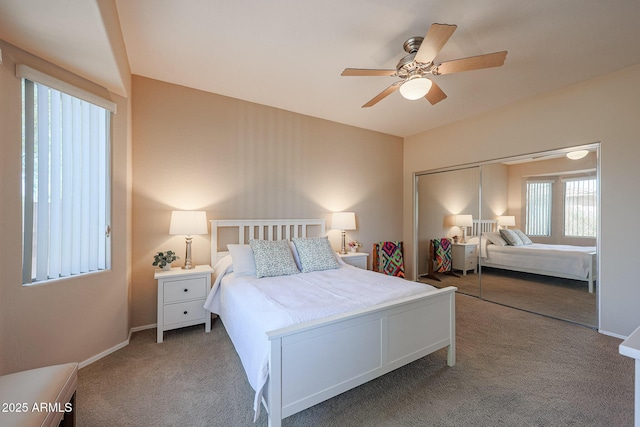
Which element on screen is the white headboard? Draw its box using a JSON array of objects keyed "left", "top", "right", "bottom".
[
  {"left": 472, "top": 219, "right": 497, "bottom": 237},
  {"left": 210, "top": 219, "right": 326, "bottom": 265}
]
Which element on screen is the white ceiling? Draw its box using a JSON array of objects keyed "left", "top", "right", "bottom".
[{"left": 2, "top": 0, "right": 640, "bottom": 137}]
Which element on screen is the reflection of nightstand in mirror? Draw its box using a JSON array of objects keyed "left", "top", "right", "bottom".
[
  {"left": 338, "top": 252, "right": 369, "bottom": 270},
  {"left": 452, "top": 243, "right": 477, "bottom": 275}
]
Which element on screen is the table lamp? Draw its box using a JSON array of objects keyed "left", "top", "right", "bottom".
[
  {"left": 453, "top": 214, "right": 473, "bottom": 243},
  {"left": 332, "top": 212, "right": 356, "bottom": 254},
  {"left": 169, "top": 210, "right": 208, "bottom": 269},
  {"left": 497, "top": 215, "right": 516, "bottom": 229}
]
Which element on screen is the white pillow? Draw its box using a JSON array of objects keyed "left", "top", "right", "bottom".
[
  {"left": 227, "top": 244, "right": 256, "bottom": 277},
  {"left": 249, "top": 239, "right": 300, "bottom": 278},
  {"left": 484, "top": 231, "right": 508, "bottom": 246},
  {"left": 292, "top": 237, "right": 340, "bottom": 273}
]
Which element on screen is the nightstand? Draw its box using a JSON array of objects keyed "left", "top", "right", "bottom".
[
  {"left": 338, "top": 252, "right": 369, "bottom": 270},
  {"left": 155, "top": 264, "right": 213, "bottom": 343},
  {"left": 452, "top": 243, "right": 478, "bottom": 276}
]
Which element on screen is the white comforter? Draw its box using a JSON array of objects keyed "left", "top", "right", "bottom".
[{"left": 203, "top": 256, "right": 436, "bottom": 418}]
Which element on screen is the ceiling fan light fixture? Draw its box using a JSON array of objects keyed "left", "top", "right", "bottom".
[
  {"left": 566, "top": 150, "right": 589, "bottom": 160},
  {"left": 399, "top": 77, "right": 432, "bottom": 100}
]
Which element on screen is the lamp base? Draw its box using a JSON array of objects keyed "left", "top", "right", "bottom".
[
  {"left": 339, "top": 230, "right": 348, "bottom": 254},
  {"left": 182, "top": 236, "right": 196, "bottom": 269}
]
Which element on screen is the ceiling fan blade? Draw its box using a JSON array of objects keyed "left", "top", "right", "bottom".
[
  {"left": 341, "top": 68, "right": 397, "bottom": 77},
  {"left": 436, "top": 51, "right": 508, "bottom": 75},
  {"left": 414, "top": 23, "right": 457, "bottom": 64},
  {"left": 362, "top": 82, "right": 402, "bottom": 108},
  {"left": 425, "top": 80, "right": 447, "bottom": 105}
]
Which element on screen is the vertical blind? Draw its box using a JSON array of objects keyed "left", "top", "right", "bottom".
[
  {"left": 564, "top": 178, "right": 597, "bottom": 237},
  {"left": 525, "top": 181, "right": 553, "bottom": 236},
  {"left": 22, "top": 78, "right": 111, "bottom": 284}
]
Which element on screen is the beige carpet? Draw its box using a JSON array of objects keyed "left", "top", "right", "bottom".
[
  {"left": 77, "top": 294, "right": 633, "bottom": 426},
  {"left": 420, "top": 267, "right": 597, "bottom": 327}
]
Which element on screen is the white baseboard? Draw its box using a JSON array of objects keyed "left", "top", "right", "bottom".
[
  {"left": 599, "top": 329, "right": 627, "bottom": 340},
  {"left": 130, "top": 323, "right": 157, "bottom": 333},
  {"left": 79, "top": 323, "right": 158, "bottom": 369},
  {"left": 79, "top": 339, "right": 129, "bottom": 369}
]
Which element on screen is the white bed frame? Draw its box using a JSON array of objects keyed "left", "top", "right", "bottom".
[
  {"left": 472, "top": 219, "right": 597, "bottom": 293},
  {"left": 210, "top": 219, "right": 457, "bottom": 427}
]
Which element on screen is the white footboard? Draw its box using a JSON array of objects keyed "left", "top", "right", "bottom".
[{"left": 265, "top": 286, "right": 456, "bottom": 427}]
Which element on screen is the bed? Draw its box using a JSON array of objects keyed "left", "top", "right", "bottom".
[
  {"left": 471, "top": 220, "right": 597, "bottom": 293},
  {"left": 204, "top": 219, "right": 457, "bottom": 427}
]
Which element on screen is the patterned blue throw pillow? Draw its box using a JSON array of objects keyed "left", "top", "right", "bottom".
[
  {"left": 249, "top": 239, "right": 300, "bottom": 278},
  {"left": 292, "top": 237, "right": 340, "bottom": 273},
  {"left": 513, "top": 229, "right": 533, "bottom": 245},
  {"left": 499, "top": 229, "right": 524, "bottom": 246}
]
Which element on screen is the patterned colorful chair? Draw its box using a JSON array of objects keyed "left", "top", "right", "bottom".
[
  {"left": 432, "top": 238, "right": 453, "bottom": 273},
  {"left": 421, "top": 238, "right": 457, "bottom": 281},
  {"left": 372, "top": 241, "right": 405, "bottom": 278}
]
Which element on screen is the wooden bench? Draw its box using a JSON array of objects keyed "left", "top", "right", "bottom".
[{"left": 0, "top": 363, "right": 77, "bottom": 427}]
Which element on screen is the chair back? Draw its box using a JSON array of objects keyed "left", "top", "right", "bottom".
[{"left": 432, "top": 238, "right": 453, "bottom": 272}]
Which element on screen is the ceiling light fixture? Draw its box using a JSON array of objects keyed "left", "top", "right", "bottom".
[
  {"left": 399, "top": 76, "right": 432, "bottom": 100},
  {"left": 566, "top": 150, "right": 589, "bottom": 160}
]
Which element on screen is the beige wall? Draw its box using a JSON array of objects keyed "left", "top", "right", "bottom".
[
  {"left": 131, "top": 76, "right": 403, "bottom": 328},
  {"left": 404, "top": 65, "right": 640, "bottom": 337},
  {"left": 0, "top": 40, "right": 132, "bottom": 374}
]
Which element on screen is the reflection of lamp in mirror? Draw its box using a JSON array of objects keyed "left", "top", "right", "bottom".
[
  {"left": 169, "top": 211, "right": 208, "bottom": 269},
  {"left": 497, "top": 215, "right": 516, "bottom": 229},
  {"left": 332, "top": 212, "right": 356, "bottom": 254},
  {"left": 453, "top": 214, "right": 473, "bottom": 243}
]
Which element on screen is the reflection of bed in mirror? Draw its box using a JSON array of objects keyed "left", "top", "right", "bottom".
[{"left": 470, "top": 220, "right": 597, "bottom": 293}]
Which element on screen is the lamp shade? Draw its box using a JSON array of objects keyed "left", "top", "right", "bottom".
[
  {"left": 331, "top": 212, "right": 356, "bottom": 230},
  {"left": 169, "top": 211, "right": 208, "bottom": 235},
  {"left": 453, "top": 214, "right": 473, "bottom": 227},
  {"left": 399, "top": 77, "right": 432, "bottom": 100},
  {"left": 497, "top": 215, "right": 516, "bottom": 227}
]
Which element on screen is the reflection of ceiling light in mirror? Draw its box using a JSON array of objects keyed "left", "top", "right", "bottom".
[
  {"left": 566, "top": 150, "right": 589, "bottom": 160},
  {"left": 399, "top": 77, "right": 432, "bottom": 100}
]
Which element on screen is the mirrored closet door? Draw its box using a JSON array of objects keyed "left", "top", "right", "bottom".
[
  {"left": 416, "top": 145, "right": 599, "bottom": 328},
  {"left": 416, "top": 166, "right": 480, "bottom": 298}
]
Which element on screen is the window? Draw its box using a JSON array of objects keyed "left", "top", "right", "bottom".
[
  {"left": 564, "top": 177, "right": 597, "bottom": 237},
  {"left": 525, "top": 181, "right": 552, "bottom": 236},
  {"left": 21, "top": 66, "right": 114, "bottom": 285}
]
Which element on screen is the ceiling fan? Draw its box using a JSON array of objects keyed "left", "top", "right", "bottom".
[{"left": 341, "top": 23, "right": 507, "bottom": 107}]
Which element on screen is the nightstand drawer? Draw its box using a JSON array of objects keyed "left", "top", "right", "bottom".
[
  {"left": 463, "top": 258, "right": 476, "bottom": 268},
  {"left": 164, "top": 277, "right": 207, "bottom": 303},
  {"left": 463, "top": 245, "right": 477, "bottom": 256},
  {"left": 164, "top": 300, "right": 206, "bottom": 326}
]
